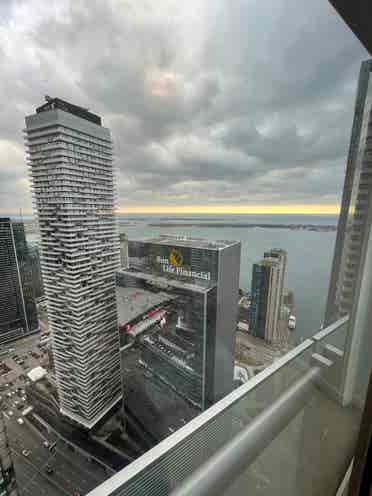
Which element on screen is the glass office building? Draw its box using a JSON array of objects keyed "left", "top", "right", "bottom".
[
  {"left": 0, "top": 218, "right": 38, "bottom": 344},
  {"left": 0, "top": 411, "right": 18, "bottom": 496},
  {"left": 118, "top": 235, "right": 241, "bottom": 408}
]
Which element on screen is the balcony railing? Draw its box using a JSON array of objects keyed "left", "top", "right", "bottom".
[{"left": 87, "top": 314, "right": 366, "bottom": 496}]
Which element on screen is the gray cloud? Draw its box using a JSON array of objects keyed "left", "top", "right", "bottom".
[{"left": 0, "top": 0, "right": 368, "bottom": 214}]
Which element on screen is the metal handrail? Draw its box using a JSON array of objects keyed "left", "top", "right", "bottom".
[
  {"left": 87, "top": 317, "right": 348, "bottom": 496},
  {"left": 170, "top": 365, "right": 322, "bottom": 496}
]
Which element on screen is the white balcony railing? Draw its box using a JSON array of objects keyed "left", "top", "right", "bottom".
[{"left": 86, "top": 313, "right": 368, "bottom": 496}]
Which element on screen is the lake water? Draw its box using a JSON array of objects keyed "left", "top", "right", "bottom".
[{"left": 118, "top": 214, "right": 338, "bottom": 341}]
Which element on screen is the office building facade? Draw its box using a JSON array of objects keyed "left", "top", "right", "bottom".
[
  {"left": 325, "top": 60, "right": 372, "bottom": 324},
  {"left": 28, "top": 243, "right": 44, "bottom": 299},
  {"left": 0, "top": 218, "right": 38, "bottom": 344},
  {"left": 0, "top": 411, "right": 18, "bottom": 496},
  {"left": 249, "top": 249, "right": 287, "bottom": 344},
  {"left": 25, "top": 97, "right": 122, "bottom": 429},
  {"left": 118, "top": 235, "right": 241, "bottom": 408}
]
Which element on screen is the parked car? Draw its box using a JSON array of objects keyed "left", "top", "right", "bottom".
[
  {"left": 22, "top": 449, "right": 30, "bottom": 457},
  {"left": 17, "top": 418, "right": 24, "bottom": 425}
]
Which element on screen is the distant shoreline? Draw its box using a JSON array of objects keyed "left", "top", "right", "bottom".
[{"left": 145, "top": 223, "right": 337, "bottom": 231}]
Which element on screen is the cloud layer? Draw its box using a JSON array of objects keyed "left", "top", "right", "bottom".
[{"left": 0, "top": 0, "right": 368, "bottom": 213}]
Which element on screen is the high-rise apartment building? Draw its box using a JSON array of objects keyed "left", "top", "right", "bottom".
[
  {"left": 25, "top": 97, "right": 122, "bottom": 429},
  {"left": 325, "top": 59, "right": 372, "bottom": 324},
  {"left": 119, "top": 233, "right": 129, "bottom": 268},
  {"left": 264, "top": 248, "right": 287, "bottom": 341},
  {"left": 117, "top": 235, "right": 241, "bottom": 407},
  {"left": 0, "top": 411, "right": 18, "bottom": 496},
  {"left": 249, "top": 249, "right": 287, "bottom": 344},
  {"left": 0, "top": 218, "right": 38, "bottom": 344}
]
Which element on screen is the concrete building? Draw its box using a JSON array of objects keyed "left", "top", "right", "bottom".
[
  {"left": 249, "top": 249, "right": 287, "bottom": 344},
  {"left": 325, "top": 59, "right": 372, "bottom": 324},
  {"left": 0, "top": 411, "right": 18, "bottom": 496},
  {"left": 0, "top": 218, "right": 38, "bottom": 344},
  {"left": 117, "top": 235, "right": 241, "bottom": 408},
  {"left": 119, "top": 233, "right": 129, "bottom": 268},
  {"left": 25, "top": 97, "right": 122, "bottom": 429},
  {"left": 264, "top": 248, "right": 287, "bottom": 342}
]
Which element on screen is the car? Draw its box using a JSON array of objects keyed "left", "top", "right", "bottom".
[
  {"left": 8, "top": 410, "right": 13, "bottom": 416},
  {"left": 17, "top": 418, "right": 24, "bottom": 425},
  {"left": 22, "top": 449, "right": 31, "bottom": 457},
  {"left": 45, "top": 464, "right": 54, "bottom": 475},
  {"left": 16, "top": 404, "right": 23, "bottom": 411},
  {"left": 43, "top": 440, "right": 50, "bottom": 448}
]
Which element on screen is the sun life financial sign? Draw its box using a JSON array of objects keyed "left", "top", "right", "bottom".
[{"left": 156, "top": 254, "right": 211, "bottom": 281}]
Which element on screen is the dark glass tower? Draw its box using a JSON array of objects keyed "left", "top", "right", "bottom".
[
  {"left": 0, "top": 409, "right": 18, "bottom": 496},
  {"left": 0, "top": 218, "right": 38, "bottom": 344}
]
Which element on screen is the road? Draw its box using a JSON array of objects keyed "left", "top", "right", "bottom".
[
  {"left": 5, "top": 417, "right": 107, "bottom": 495},
  {"left": 1, "top": 333, "right": 109, "bottom": 495}
]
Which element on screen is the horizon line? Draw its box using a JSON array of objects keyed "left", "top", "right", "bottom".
[
  {"left": 116, "top": 204, "right": 340, "bottom": 215},
  {"left": 0, "top": 204, "right": 341, "bottom": 216}
]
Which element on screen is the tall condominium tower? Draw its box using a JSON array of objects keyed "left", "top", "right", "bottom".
[
  {"left": 249, "top": 249, "right": 287, "bottom": 344},
  {"left": 119, "top": 233, "right": 129, "bottom": 268},
  {"left": 0, "top": 218, "right": 38, "bottom": 344},
  {"left": 25, "top": 97, "right": 122, "bottom": 429},
  {"left": 263, "top": 248, "right": 287, "bottom": 341},
  {"left": 325, "top": 59, "right": 372, "bottom": 324},
  {"left": 0, "top": 410, "right": 18, "bottom": 496}
]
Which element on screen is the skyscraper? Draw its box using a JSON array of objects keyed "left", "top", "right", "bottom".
[
  {"left": 119, "top": 233, "right": 129, "bottom": 268},
  {"left": 25, "top": 97, "right": 122, "bottom": 429},
  {"left": 325, "top": 59, "right": 372, "bottom": 324},
  {"left": 249, "top": 249, "right": 287, "bottom": 344},
  {"left": 118, "top": 235, "right": 241, "bottom": 407},
  {"left": 28, "top": 243, "right": 44, "bottom": 299},
  {"left": 264, "top": 248, "right": 287, "bottom": 341},
  {"left": 0, "top": 410, "right": 18, "bottom": 496},
  {"left": 0, "top": 218, "right": 38, "bottom": 344}
]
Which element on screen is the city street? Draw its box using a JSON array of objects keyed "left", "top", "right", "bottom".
[
  {"left": 5, "top": 415, "right": 108, "bottom": 495},
  {"left": 1, "top": 333, "right": 109, "bottom": 495}
]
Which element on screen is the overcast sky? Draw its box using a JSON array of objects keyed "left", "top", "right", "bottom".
[{"left": 0, "top": 0, "right": 369, "bottom": 214}]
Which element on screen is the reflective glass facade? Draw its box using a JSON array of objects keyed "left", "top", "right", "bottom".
[
  {"left": 118, "top": 235, "right": 240, "bottom": 409},
  {"left": 0, "top": 218, "right": 37, "bottom": 344}
]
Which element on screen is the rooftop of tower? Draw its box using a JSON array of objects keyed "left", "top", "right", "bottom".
[
  {"left": 36, "top": 96, "right": 102, "bottom": 126},
  {"left": 131, "top": 234, "right": 240, "bottom": 251}
]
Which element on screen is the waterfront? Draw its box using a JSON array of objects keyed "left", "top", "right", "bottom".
[
  {"left": 24, "top": 213, "right": 337, "bottom": 342},
  {"left": 118, "top": 214, "right": 337, "bottom": 342}
]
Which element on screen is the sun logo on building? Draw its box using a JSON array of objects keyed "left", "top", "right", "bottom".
[{"left": 168, "top": 248, "right": 183, "bottom": 267}]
